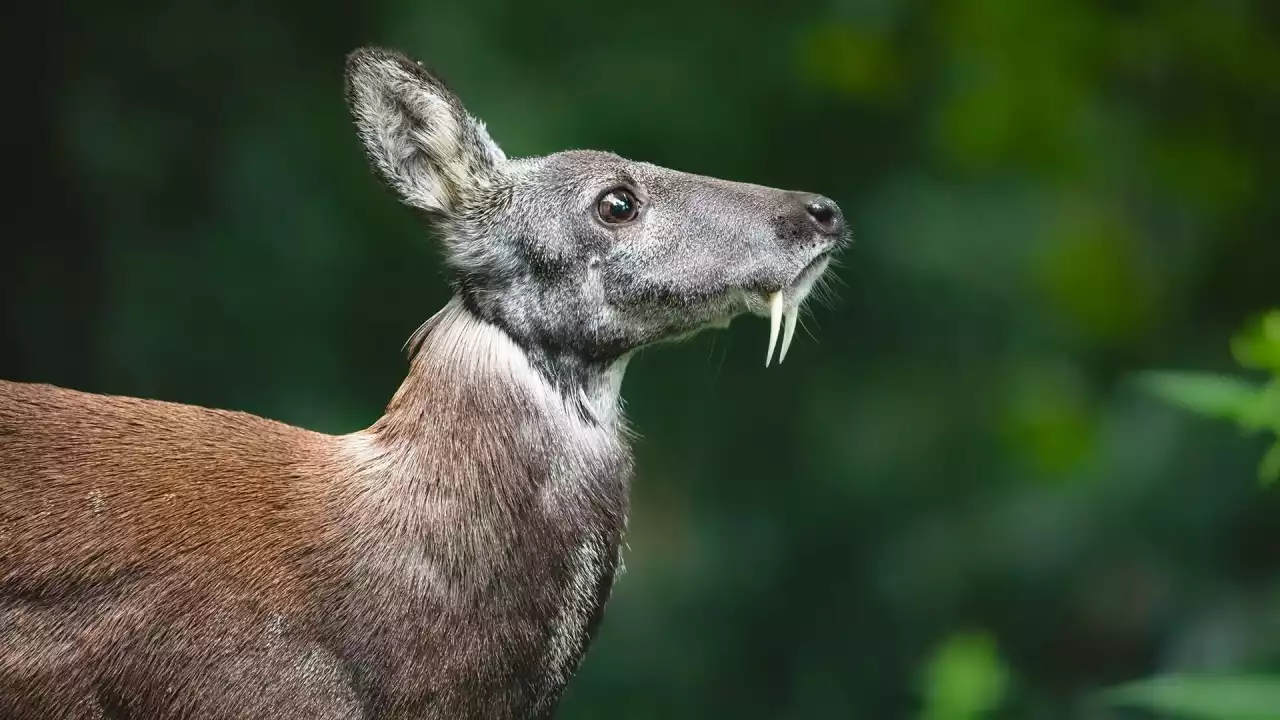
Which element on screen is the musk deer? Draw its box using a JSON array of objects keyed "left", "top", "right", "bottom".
[{"left": 0, "top": 46, "right": 849, "bottom": 719}]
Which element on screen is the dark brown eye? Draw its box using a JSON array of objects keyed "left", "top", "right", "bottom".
[{"left": 597, "top": 189, "right": 640, "bottom": 224}]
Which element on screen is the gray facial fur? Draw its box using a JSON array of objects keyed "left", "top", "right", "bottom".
[{"left": 345, "top": 48, "right": 849, "bottom": 401}]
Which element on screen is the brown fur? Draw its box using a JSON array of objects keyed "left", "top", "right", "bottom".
[
  {"left": 0, "top": 379, "right": 338, "bottom": 717},
  {"left": 0, "top": 300, "right": 631, "bottom": 719}
]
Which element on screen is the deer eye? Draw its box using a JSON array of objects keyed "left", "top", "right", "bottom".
[{"left": 597, "top": 189, "right": 640, "bottom": 225}]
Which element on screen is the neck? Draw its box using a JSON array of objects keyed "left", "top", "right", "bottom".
[
  {"left": 332, "top": 297, "right": 634, "bottom": 661},
  {"left": 373, "top": 296, "right": 630, "bottom": 441},
  {"left": 349, "top": 296, "right": 633, "bottom": 541}
]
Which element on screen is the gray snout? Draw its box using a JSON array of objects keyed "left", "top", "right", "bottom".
[
  {"left": 793, "top": 192, "right": 845, "bottom": 237},
  {"left": 767, "top": 191, "right": 848, "bottom": 253}
]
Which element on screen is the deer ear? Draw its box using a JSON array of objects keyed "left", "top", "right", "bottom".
[{"left": 344, "top": 47, "right": 506, "bottom": 215}]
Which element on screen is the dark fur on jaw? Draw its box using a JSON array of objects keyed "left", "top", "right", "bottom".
[{"left": 0, "top": 44, "right": 848, "bottom": 719}]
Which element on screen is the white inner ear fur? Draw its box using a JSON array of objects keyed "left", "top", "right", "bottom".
[{"left": 350, "top": 57, "right": 504, "bottom": 214}]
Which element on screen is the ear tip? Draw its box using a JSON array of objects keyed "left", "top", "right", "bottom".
[
  {"left": 343, "top": 46, "right": 414, "bottom": 105},
  {"left": 345, "top": 46, "right": 398, "bottom": 74},
  {"left": 343, "top": 46, "right": 449, "bottom": 90}
]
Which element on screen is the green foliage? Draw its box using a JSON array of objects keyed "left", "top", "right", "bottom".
[
  {"left": 1139, "top": 373, "right": 1272, "bottom": 432},
  {"left": 1104, "top": 313, "right": 1280, "bottom": 719},
  {"left": 1102, "top": 675, "right": 1280, "bottom": 720},
  {"left": 919, "top": 632, "right": 1009, "bottom": 720},
  {"left": 1139, "top": 310, "right": 1280, "bottom": 484},
  {"left": 1233, "top": 311, "right": 1280, "bottom": 374}
]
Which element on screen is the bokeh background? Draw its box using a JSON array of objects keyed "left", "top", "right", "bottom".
[{"left": 5, "top": 1, "right": 1280, "bottom": 717}]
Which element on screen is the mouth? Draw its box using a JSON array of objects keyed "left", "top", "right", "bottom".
[{"left": 760, "top": 250, "right": 833, "bottom": 367}]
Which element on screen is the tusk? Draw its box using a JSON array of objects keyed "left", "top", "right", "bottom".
[
  {"left": 779, "top": 305, "right": 798, "bottom": 363},
  {"left": 765, "top": 292, "right": 783, "bottom": 367}
]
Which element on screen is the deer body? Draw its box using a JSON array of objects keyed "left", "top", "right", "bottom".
[
  {"left": 1, "top": 300, "right": 629, "bottom": 719},
  {"left": 1, "top": 46, "right": 847, "bottom": 719}
]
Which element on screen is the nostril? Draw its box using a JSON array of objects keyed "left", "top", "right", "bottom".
[
  {"left": 806, "top": 201, "right": 833, "bottom": 227},
  {"left": 804, "top": 198, "right": 841, "bottom": 234}
]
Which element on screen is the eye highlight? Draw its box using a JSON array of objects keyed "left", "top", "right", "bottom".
[{"left": 597, "top": 188, "right": 640, "bottom": 225}]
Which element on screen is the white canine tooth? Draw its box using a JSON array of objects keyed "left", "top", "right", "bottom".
[
  {"left": 765, "top": 292, "right": 783, "bottom": 367},
  {"left": 779, "top": 305, "right": 798, "bottom": 363}
]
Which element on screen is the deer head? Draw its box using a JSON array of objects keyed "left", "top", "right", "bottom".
[{"left": 344, "top": 48, "right": 849, "bottom": 391}]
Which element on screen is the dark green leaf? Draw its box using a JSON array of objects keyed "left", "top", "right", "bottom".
[
  {"left": 1231, "top": 310, "right": 1280, "bottom": 372},
  {"left": 1138, "top": 371, "right": 1264, "bottom": 426},
  {"left": 920, "top": 632, "right": 1009, "bottom": 720},
  {"left": 1261, "top": 441, "right": 1280, "bottom": 487},
  {"left": 1103, "top": 674, "right": 1280, "bottom": 719}
]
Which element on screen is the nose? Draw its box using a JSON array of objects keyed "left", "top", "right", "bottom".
[{"left": 798, "top": 193, "right": 844, "bottom": 236}]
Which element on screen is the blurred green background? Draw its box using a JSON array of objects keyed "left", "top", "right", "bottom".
[{"left": 4, "top": 1, "right": 1280, "bottom": 718}]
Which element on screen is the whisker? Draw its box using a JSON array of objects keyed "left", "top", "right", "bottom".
[
  {"left": 799, "top": 308, "right": 820, "bottom": 342},
  {"left": 708, "top": 335, "right": 729, "bottom": 388}
]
